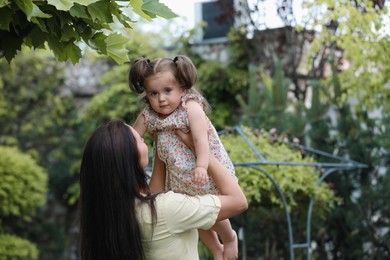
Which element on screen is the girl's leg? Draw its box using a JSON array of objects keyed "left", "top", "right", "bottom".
[
  {"left": 198, "top": 229, "right": 223, "bottom": 260},
  {"left": 212, "top": 219, "right": 238, "bottom": 260}
]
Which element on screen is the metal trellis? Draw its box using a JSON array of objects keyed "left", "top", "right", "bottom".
[{"left": 220, "top": 126, "right": 368, "bottom": 260}]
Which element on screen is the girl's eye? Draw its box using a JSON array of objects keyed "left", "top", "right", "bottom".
[{"left": 149, "top": 92, "right": 157, "bottom": 97}]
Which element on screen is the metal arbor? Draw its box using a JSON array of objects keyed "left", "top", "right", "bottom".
[{"left": 220, "top": 126, "right": 368, "bottom": 260}]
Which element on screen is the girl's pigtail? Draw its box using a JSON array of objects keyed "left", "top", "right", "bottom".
[
  {"left": 173, "top": 55, "right": 197, "bottom": 89},
  {"left": 129, "top": 57, "right": 150, "bottom": 93}
]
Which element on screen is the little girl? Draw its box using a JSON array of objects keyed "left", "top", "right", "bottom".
[{"left": 129, "top": 55, "right": 239, "bottom": 260}]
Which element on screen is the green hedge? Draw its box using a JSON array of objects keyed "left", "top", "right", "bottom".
[
  {"left": 0, "top": 146, "right": 47, "bottom": 220},
  {"left": 221, "top": 126, "right": 340, "bottom": 219},
  {"left": 0, "top": 234, "right": 38, "bottom": 260}
]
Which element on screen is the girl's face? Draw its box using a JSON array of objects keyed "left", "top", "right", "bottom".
[
  {"left": 129, "top": 126, "right": 148, "bottom": 169},
  {"left": 144, "top": 71, "right": 185, "bottom": 119}
]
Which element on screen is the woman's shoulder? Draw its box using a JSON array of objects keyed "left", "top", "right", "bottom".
[
  {"left": 156, "top": 191, "right": 221, "bottom": 231},
  {"left": 157, "top": 191, "right": 221, "bottom": 208}
]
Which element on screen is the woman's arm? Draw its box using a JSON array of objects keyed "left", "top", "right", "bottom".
[
  {"left": 186, "top": 100, "right": 209, "bottom": 185},
  {"left": 133, "top": 113, "right": 165, "bottom": 192},
  {"left": 176, "top": 130, "right": 248, "bottom": 221},
  {"left": 149, "top": 147, "right": 166, "bottom": 192},
  {"left": 133, "top": 113, "right": 147, "bottom": 137},
  {"left": 208, "top": 155, "right": 248, "bottom": 221}
]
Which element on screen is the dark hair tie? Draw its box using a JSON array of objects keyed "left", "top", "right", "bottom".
[{"left": 173, "top": 57, "right": 178, "bottom": 63}]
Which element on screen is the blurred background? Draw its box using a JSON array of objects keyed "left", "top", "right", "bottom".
[{"left": 0, "top": 0, "right": 389, "bottom": 259}]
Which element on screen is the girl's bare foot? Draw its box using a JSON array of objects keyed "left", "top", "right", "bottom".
[{"left": 223, "top": 230, "right": 238, "bottom": 260}]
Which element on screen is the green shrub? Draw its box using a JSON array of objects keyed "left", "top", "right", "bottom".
[
  {"left": 0, "top": 234, "right": 38, "bottom": 260},
  {"left": 0, "top": 146, "right": 47, "bottom": 220},
  {"left": 221, "top": 126, "right": 340, "bottom": 219}
]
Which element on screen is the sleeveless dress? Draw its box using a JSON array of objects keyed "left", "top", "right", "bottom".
[{"left": 142, "top": 94, "right": 236, "bottom": 196}]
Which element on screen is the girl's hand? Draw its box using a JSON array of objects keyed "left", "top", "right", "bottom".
[{"left": 192, "top": 166, "right": 209, "bottom": 185}]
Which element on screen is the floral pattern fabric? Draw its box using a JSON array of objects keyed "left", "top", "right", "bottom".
[{"left": 142, "top": 93, "right": 236, "bottom": 195}]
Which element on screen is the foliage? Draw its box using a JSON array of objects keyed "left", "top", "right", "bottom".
[
  {"left": 0, "top": 234, "right": 38, "bottom": 260},
  {"left": 195, "top": 58, "right": 246, "bottom": 129},
  {"left": 0, "top": 49, "right": 70, "bottom": 150},
  {"left": 0, "top": 146, "right": 47, "bottom": 220},
  {"left": 81, "top": 65, "right": 138, "bottom": 123},
  {"left": 303, "top": 0, "right": 390, "bottom": 113},
  {"left": 309, "top": 68, "right": 390, "bottom": 258},
  {"left": 236, "top": 60, "right": 309, "bottom": 137},
  {"left": 221, "top": 126, "right": 339, "bottom": 215},
  {"left": 0, "top": 144, "right": 46, "bottom": 259},
  {"left": 0, "top": 0, "right": 177, "bottom": 64},
  {"left": 0, "top": 49, "right": 84, "bottom": 258},
  {"left": 220, "top": 126, "right": 340, "bottom": 258},
  {"left": 0, "top": 49, "right": 81, "bottom": 198}
]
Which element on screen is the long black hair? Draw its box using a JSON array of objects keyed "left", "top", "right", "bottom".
[{"left": 79, "top": 119, "right": 156, "bottom": 260}]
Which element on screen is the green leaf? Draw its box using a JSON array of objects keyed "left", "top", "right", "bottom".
[
  {"left": 60, "top": 24, "right": 80, "bottom": 41},
  {"left": 0, "top": 7, "right": 12, "bottom": 30},
  {"left": 47, "top": 36, "right": 64, "bottom": 58},
  {"left": 0, "top": 30, "right": 23, "bottom": 62},
  {"left": 88, "top": 32, "right": 107, "bottom": 53},
  {"left": 25, "top": 27, "right": 47, "bottom": 49},
  {"left": 47, "top": 0, "right": 74, "bottom": 11},
  {"left": 142, "top": 9, "right": 156, "bottom": 19},
  {"left": 27, "top": 3, "right": 52, "bottom": 21},
  {"left": 48, "top": 38, "right": 81, "bottom": 63},
  {"left": 69, "top": 3, "right": 90, "bottom": 19},
  {"left": 0, "top": 0, "right": 10, "bottom": 8},
  {"left": 47, "top": 0, "right": 99, "bottom": 11},
  {"left": 30, "top": 17, "right": 48, "bottom": 32},
  {"left": 110, "top": 1, "right": 132, "bottom": 28},
  {"left": 142, "top": 0, "right": 178, "bottom": 19},
  {"left": 105, "top": 33, "right": 129, "bottom": 64},
  {"left": 76, "top": 21, "right": 94, "bottom": 41},
  {"left": 87, "top": 0, "right": 113, "bottom": 23},
  {"left": 13, "top": 0, "right": 33, "bottom": 17},
  {"left": 74, "top": 0, "right": 100, "bottom": 6},
  {"left": 63, "top": 42, "right": 82, "bottom": 64},
  {"left": 130, "top": 0, "right": 152, "bottom": 21}
]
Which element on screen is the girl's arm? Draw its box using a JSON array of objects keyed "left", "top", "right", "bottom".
[
  {"left": 133, "top": 113, "right": 147, "bottom": 137},
  {"left": 176, "top": 130, "right": 248, "bottom": 221},
  {"left": 186, "top": 100, "right": 209, "bottom": 185}
]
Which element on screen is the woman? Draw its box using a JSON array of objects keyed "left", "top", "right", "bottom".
[{"left": 78, "top": 119, "right": 247, "bottom": 260}]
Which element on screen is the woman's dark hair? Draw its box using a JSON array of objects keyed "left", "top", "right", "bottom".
[
  {"left": 79, "top": 119, "right": 156, "bottom": 260},
  {"left": 128, "top": 55, "right": 197, "bottom": 93}
]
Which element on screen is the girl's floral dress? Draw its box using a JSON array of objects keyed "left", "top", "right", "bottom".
[{"left": 142, "top": 93, "right": 236, "bottom": 196}]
